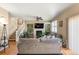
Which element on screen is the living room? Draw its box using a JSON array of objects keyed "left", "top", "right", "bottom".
[{"left": 0, "top": 3, "right": 79, "bottom": 55}]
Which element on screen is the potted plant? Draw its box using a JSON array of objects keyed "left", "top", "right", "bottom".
[{"left": 19, "top": 31, "right": 28, "bottom": 38}]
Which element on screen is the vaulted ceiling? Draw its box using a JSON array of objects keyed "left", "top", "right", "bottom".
[{"left": 0, "top": 3, "right": 73, "bottom": 20}]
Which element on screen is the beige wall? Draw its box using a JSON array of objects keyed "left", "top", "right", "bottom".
[
  {"left": 0, "top": 7, "right": 9, "bottom": 20},
  {"left": 0, "top": 7, "right": 9, "bottom": 39},
  {"left": 9, "top": 17, "right": 17, "bottom": 36},
  {"left": 54, "top": 4, "right": 79, "bottom": 48},
  {"left": 0, "top": 7, "right": 21, "bottom": 40}
]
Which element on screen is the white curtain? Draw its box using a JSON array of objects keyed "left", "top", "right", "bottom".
[{"left": 68, "top": 15, "right": 79, "bottom": 54}]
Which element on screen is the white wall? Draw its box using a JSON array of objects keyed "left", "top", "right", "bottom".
[{"left": 68, "top": 15, "right": 79, "bottom": 54}]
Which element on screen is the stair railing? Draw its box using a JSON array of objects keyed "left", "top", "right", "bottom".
[{"left": 16, "top": 22, "right": 25, "bottom": 44}]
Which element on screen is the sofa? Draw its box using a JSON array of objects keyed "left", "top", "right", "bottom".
[{"left": 17, "top": 36, "right": 62, "bottom": 55}]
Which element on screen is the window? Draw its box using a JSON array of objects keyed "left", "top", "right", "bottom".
[{"left": 51, "top": 20, "right": 57, "bottom": 33}]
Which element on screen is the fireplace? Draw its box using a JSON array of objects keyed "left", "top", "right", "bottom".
[{"left": 36, "top": 31, "right": 42, "bottom": 38}]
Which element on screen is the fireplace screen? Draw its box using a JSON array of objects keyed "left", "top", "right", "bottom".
[{"left": 36, "top": 31, "right": 42, "bottom": 38}]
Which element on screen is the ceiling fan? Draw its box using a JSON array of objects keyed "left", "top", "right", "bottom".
[{"left": 36, "top": 16, "right": 43, "bottom": 21}]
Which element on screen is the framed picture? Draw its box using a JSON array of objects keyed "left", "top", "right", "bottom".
[
  {"left": 59, "top": 21, "right": 63, "bottom": 27},
  {"left": 17, "top": 18, "right": 23, "bottom": 25}
]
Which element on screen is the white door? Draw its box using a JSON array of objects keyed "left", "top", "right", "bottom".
[{"left": 68, "top": 15, "right": 79, "bottom": 54}]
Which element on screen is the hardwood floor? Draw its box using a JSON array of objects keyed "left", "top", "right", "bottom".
[
  {"left": 0, "top": 40, "right": 74, "bottom": 55},
  {"left": 0, "top": 40, "right": 18, "bottom": 55},
  {"left": 61, "top": 48, "right": 74, "bottom": 55}
]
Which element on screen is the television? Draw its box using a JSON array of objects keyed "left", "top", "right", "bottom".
[{"left": 35, "top": 23, "right": 44, "bottom": 28}]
